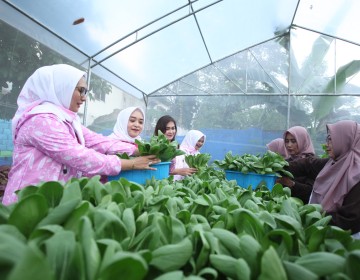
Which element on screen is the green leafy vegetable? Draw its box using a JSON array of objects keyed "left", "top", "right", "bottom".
[
  {"left": 214, "top": 151, "right": 293, "bottom": 178},
  {"left": 185, "top": 153, "right": 211, "bottom": 169},
  {"left": 135, "top": 131, "right": 185, "bottom": 162}
]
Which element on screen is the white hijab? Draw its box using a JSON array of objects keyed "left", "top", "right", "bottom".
[
  {"left": 108, "top": 106, "right": 145, "bottom": 143},
  {"left": 180, "top": 130, "right": 206, "bottom": 155},
  {"left": 12, "top": 64, "right": 86, "bottom": 145}
]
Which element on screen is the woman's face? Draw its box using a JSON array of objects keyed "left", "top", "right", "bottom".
[
  {"left": 69, "top": 77, "right": 87, "bottom": 112},
  {"left": 195, "top": 136, "right": 205, "bottom": 150},
  {"left": 285, "top": 132, "right": 299, "bottom": 156},
  {"left": 164, "top": 121, "right": 176, "bottom": 141},
  {"left": 127, "top": 109, "right": 144, "bottom": 138},
  {"left": 326, "top": 134, "right": 335, "bottom": 159}
]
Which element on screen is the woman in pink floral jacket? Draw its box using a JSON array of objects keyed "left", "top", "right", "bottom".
[{"left": 3, "top": 64, "right": 159, "bottom": 205}]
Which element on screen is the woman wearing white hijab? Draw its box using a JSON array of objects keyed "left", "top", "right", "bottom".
[
  {"left": 180, "top": 130, "right": 206, "bottom": 155},
  {"left": 3, "top": 64, "right": 159, "bottom": 205},
  {"left": 173, "top": 130, "right": 206, "bottom": 180},
  {"left": 108, "top": 106, "right": 145, "bottom": 143}
]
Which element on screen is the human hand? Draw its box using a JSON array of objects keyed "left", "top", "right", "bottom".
[
  {"left": 177, "top": 167, "right": 198, "bottom": 176},
  {"left": 131, "top": 155, "right": 161, "bottom": 170},
  {"left": 276, "top": 177, "right": 295, "bottom": 187}
]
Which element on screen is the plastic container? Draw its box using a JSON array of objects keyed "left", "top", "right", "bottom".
[
  {"left": 108, "top": 162, "right": 171, "bottom": 185},
  {"left": 225, "top": 170, "right": 277, "bottom": 190}
]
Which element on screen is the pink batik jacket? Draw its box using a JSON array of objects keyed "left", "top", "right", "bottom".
[{"left": 3, "top": 113, "right": 136, "bottom": 205}]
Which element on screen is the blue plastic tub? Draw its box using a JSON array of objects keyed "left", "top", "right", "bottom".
[
  {"left": 108, "top": 162, "right": 171, "bottom": 185},
  {"left": 225, "top": 170, "right": 277, "bottom": 190}
]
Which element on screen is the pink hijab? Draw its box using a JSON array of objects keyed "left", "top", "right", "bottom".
[
  {"left": 180, "top": 130, "right": 206, "bottom": 155},
  {"left": 266, "top": 138, "right": 288, "bottom": 158},
  {"left": 284, "top": 126, "right": 315, "bottom": 160},
  {"left": 310, "top": 120, "right": 360, "bottom": 212}
]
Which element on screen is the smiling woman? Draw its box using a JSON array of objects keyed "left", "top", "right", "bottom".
[
  {"left": 285, "top": 120, "right": 360, "bottom": 237},
  {"left": 3, "top": 64, "right": 159, "bottom": 205},
  {"left": 108, "top": 106, "right": 145, "bottom": 145}
]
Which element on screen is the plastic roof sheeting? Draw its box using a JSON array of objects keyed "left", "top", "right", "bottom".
[{"left": 2, "top": 0, "right": 360, "bottom": 98}]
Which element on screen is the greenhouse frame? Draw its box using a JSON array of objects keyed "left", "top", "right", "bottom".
[
  {"left": 1, "top": 1, "right": 360, "bottom": 279},
  {"left": 1, "top": 0, "right": 360, "bottom": 162}
]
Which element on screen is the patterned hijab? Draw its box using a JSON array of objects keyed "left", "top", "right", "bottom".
[
  {"left": 108, "top": 106, "right": 145, "bottom": 143},
  {"left": 284, "top": 126, "right": 315, "bottom": 160},
  {"left": 12, "top": 64, "right": 86, "bottom": 144},
  {"left": 180, "top": 130, "right": 206, "bottom": 155},
  {"left": 266, "top": 138, "right": 288, "bottom": 158},
  {"left": 310, "top": 120, "right": 360, "bottom": 212}
]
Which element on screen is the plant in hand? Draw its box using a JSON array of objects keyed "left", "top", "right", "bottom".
[
  {"left": 135, "top": 131, "right": 185, "bottom": 162},
  {"left": 185, "top": 153, "right": 211, "bottom": 170}
]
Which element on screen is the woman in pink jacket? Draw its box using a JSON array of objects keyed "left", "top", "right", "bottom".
[{"left": 3, "top": 64, "right": 159, "bottom": 205}]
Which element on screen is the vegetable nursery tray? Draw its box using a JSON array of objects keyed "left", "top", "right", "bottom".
[
  {"left": 225, "top": 170, "right": 277, "bottom": 190},
  {"left": 108, "top": 162, "right": 171, "bottom": 185}
]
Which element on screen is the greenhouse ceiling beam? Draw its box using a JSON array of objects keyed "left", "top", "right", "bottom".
[
  {"left": 148, "top": 33, "right": 288, "bottom": 97},
  {"left": 88, "top": 60, "right": 147, "bottom": 99},
  {"left": 89, "top": 0, "right": 223, "bottom": 68},
  {"left": 2, "top": 0, "right": 89, "bottom": 59},
  {"left": 292, "top": 24, "right": 360, "bottom": 47},
  {"left": 190, "top": 2, "right": 213, "bottom": 63},
  {"left": 88, "top": 1, "right": 196, "bottom": 61},
  {"left": 248, "top": 49, "right": 285, "bottom": 94},
  {"left": 148, "top": 93, "right": 360, "bottom": 97},
  {"left": 212, "top": 64, "right": 246, "bottom": 94}
]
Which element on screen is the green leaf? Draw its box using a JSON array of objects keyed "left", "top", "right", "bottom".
[
  {"left": 210, "top": 254, "right": 250, "bottom": 280},
  {"left": 64, "top": 201, "right": 90, "bottom": 232},
  {"left": 37, "top": 198, "right": 80, "bottom": 228},
  {"left": 345, "top": 250, "right": 360, "bottom": 279},
  {"left": 197, "top": 267, "right": 218, "bottom": 279},
  {"left": 0, "top": 227, "right": 27, "bottom": 264},
  {"left": 258, "top": 211, "right": 277, "bottom": 229},
  {"left": 176, "top": 209, "right": 191, "bottom": 225},
  {"left": 44, "top": 230, "right": 77, "bottom": 280},
  {"left": 283, "top": 261, "right": 318, "bottom": 280},
  {"left": 135, "top": 211, "right": 149, "bottom": 233},
  {"left": 265, "top": 229, "right": 294, "bottom": 253},
  {"left": 60, "top": 181, "right": 82, "bottom": 204},
  {"left": 81, "top": 176, "right": 108, "bottom": 205},
  {"left": 153, "top": 271, "right": 184, "bottom": 280},
  {"left": 150, "top": 238, "right": 193, "bottom": 272},
  {"left": 37, "top": 181, "right": 64, "bottom": 208},
  {"left": 8, "top": 194, "right": 48, "bottom": 238},
  {"left": 211, "top": 228, "right": 242, "bottom": 258},
  {"left": 238, "top": 234, "right": 262, "bottom": 277},
  {"left": 295, "top": 252, "right": 346, "bottom": 276},
  {"left": 99, "top": 252, "right": 148, "bottom": 280},
  {"left": 122, "top": 208, "right": 136, "bottom": 243},
  {"left": 168, "top": 216, "right": 187, "bottom": 243},
  {"left": 233, "top": 209, "right": 264, "bottom": 240},
  {"left": 16, "top": 186, "right": 39, "bottom": 202},
  {"left": 93, "top": 209, "right": 128, "bottom": 242},
  {"left": 79, "top": 217, "right": 101, "bottom": 280},
  {"left": 7, "top": 246, "right": 55, "bottom": 280},
  {"left": 258, "top": 246, "right": 287, "bottom": 280},
  {"left": 0, "top": 203, "right": 10, "bottom": 224}
]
